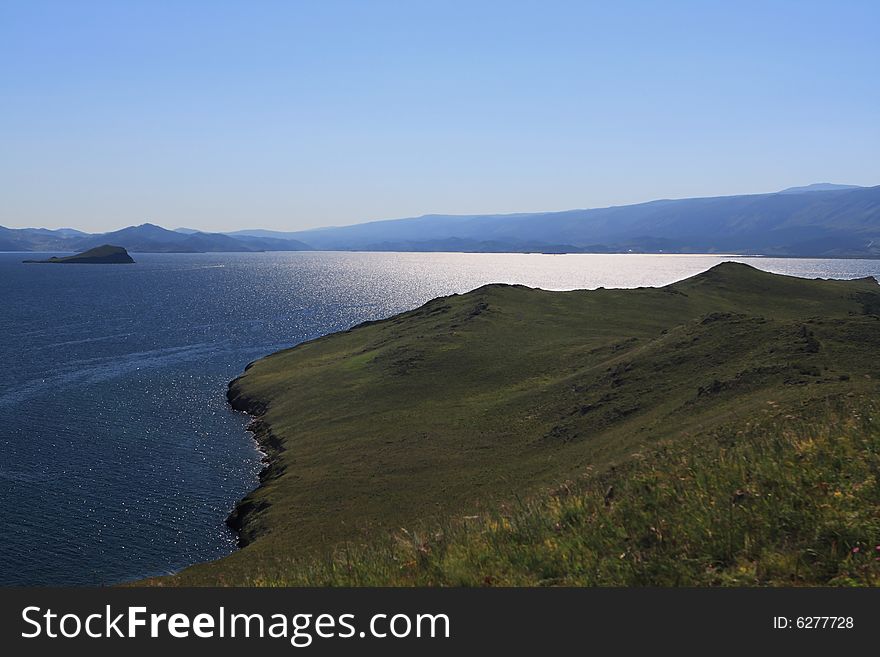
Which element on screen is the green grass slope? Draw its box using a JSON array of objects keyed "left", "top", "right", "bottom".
[
  {"left": 158, "top": 262, "right": 880, "bottom": 585},
  {"left": 216, "top": 399, "right": 880, "bottom": 586}
]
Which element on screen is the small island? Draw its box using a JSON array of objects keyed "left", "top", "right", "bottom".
[{"left": 23, "top": 244, "right": 135, "bottom": 264}]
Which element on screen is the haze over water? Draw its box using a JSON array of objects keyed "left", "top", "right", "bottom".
[{"left": 2, "top": 251, "right": 879, "bottom": 585}]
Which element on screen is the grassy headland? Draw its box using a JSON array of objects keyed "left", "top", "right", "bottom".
[{"left": 155, "top": 263, "right": 880, "bottom": 585}]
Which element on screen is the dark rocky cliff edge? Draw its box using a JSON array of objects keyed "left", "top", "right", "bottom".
[{"left": 225, "top": 372, "right": 284, "bottom": 547}]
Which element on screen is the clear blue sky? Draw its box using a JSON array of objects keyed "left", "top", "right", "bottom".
[{"left": 2, "top": 0, "right": 878, "bottom": 233}]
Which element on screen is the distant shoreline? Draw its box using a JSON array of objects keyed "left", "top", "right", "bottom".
[{"left": 6, "top": 250, "right": 880, "bottom": 260}]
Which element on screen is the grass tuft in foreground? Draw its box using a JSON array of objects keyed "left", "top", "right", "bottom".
[{"left": 242, "top": 400, "right": 880, "bottom": 586}]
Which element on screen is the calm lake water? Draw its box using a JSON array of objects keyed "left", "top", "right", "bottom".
[{"left": 1, "top": 251, "right": 879, "bottom": 585}]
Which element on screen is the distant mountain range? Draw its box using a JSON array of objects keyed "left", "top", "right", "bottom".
[
  {"left": 777, "top": 183, "right": 864, "bottom": 194},
  {"left": 0, "top": 223, "right": 313, "bottom": 253},
  {"left": 284, "top": 183, "right": 880, "bottom": 257},
  {"left": 2, "top": 183, "right": 879, "bottom": 256}
]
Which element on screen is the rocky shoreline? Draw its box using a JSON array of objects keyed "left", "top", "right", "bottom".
[{"left": 224, "top": 365, "right": 284, "bottom": 548}]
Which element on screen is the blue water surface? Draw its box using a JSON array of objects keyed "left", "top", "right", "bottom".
[{"left": 1, "top": 251, "right": 878, "bottom": 585}]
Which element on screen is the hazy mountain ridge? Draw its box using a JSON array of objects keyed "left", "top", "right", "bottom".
[
  {"left": 3, "top": 184, "right": 878, "bottom": 256},
  {"left": 0, "top": 223, "right": 313, "bottom": 253},
  {"left": 285, "top": 184, "right": 880, "bottom": 256},
  {"left": 778, "top": 182, "right": 864, "bottom": 194}
]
